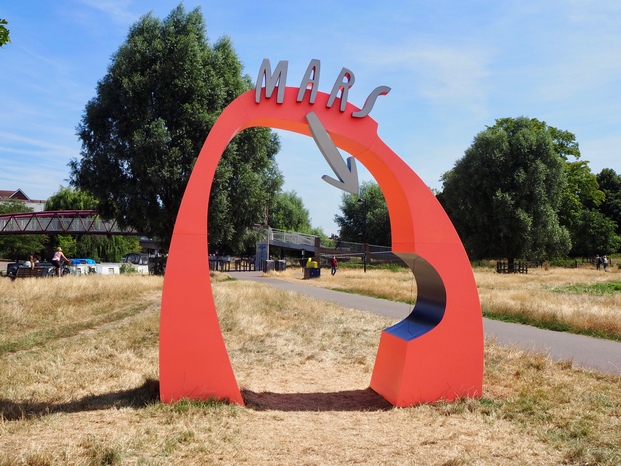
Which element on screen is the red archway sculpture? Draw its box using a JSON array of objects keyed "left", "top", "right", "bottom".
[{"left": 159, "top": 87, "right": 483, "bottom": 407}]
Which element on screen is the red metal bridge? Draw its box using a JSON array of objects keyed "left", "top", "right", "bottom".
[{"left": 0, "top": 210, "right": 137, "bottom": 235}]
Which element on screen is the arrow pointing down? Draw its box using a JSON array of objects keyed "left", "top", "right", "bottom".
[{"left": 306, "top": 112, "right": 359, "bottom": 195}]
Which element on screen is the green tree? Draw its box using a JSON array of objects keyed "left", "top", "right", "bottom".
[
  {"left": 0, "top": 19, "right": 10, "bottom": 47},
  {"left": 44, "top": 186, "right": 99, "bottom": 211},
  {"left": 528, "top": 123, "right": 615, "bottom": 256},
  {"left": 439, "top": 117, "right": 571, "bottom": 266},
  {"left": 541, "top": 124, "right": 606, "bottom": 234},
  {"left": 269, "top": 191, "right": 312, "bottom": 233},
  {"left": 45, "top": 186, "right": 140, "bottom": 262},
  {"left": 558, "top": 160, "right": 604, "bottom": 231},
  {"left": 0, "top": 200, "right": 48, "bottom": 260},
  {"left": 334, "top": 181, "right": 390, "bottom": 246},
  {"left": 70, "top": 5, "right": 282, "bottom": 253},
  {"left": 209, "top": 126, "right": 283, "bottom": 254},
  {"left": 569, "top": 209, "right": 621, "bottom": 257},
  {"left": 596, "top": 168, "right": 621, "bottom": 236}
]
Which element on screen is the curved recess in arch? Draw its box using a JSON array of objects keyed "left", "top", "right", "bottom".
[{"left": 389, "top": 253, "right": 445, "bottom": 341}]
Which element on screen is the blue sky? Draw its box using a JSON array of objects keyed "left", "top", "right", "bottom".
[{"left": 1, "top": 1, "right": 620, "bottom": 235}]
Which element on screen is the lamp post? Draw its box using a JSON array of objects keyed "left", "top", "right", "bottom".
[
  {"left": 357, "top": 197, "right": 368, "bottom": 273},
  {"left": 255, "top": 205, "right": 270, "bottom": 272},
  {"left": 264, "top": 205, "right": 270, "bottom": 271},
  {"left": 266, "top": 225, "right": 270, "bottom": 267}
]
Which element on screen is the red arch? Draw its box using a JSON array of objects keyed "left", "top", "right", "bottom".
[{"left": 159, "top": 88, "right": 483, "bottom": 407}]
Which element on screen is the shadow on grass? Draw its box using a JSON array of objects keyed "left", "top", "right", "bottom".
[
  {"left": 242, "top": 388, "right": 393, "bottom": 412},
  {"left": 0, "top": 378, "right": 160, "bottom": 421},
  {"left": 1, "top": 381, "right": 394, "bottom": 419}
]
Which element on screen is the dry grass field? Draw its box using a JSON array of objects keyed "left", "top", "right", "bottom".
[
  {"left": 267, "top": 264, "right": 621, "bottom": 340},
  {"left": 0, "top": 271, "right": 620, "bottom": 465}
]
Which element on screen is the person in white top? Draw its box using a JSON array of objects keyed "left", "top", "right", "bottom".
[{"left": 51, "top": 247, "right": 70, "bottom": 277}]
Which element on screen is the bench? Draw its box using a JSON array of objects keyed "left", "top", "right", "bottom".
[{"left": 11, "top": 266, "right": 48, "bottom": 280}]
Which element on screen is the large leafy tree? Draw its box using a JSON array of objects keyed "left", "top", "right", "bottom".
[
  {"left": 558, "top": 160, "right": 605, "bottom": 231},
  {"left": 0, "top": 19, "right": 10, "bottom": 47},
  {"left": 269, "top": 191, "right": 313, "bottom": 233},
  {"left": 596, "top": 168, "right": 621, "bottom": 236},
  {"left": 45, "top": 186, "right": 99, "bottom": 211},
  {"left": 208, "top": 125, "right": 282, "bottom": 254},
  {"left": 543, "top": 124, "right": 606, "bottom": 233},
  {"left": 70, "top": 5, "right": 282, "bottom": 253},
  {"left": 439, "top": 117, "right": 571, "bottom": 265},
  {"left": 544, "top": 128, "right": 614, "bottom": 256},
  {"left": 334, "top": 181, "right": 390, "bottom": 246},
  {"left": 569, "top": 209, "right": 621, "bottom": 257},
  {"left": 45, "top": 187, "right": 140, "bottom": 262},
  {"left": 0, "top": 200, "right": 47, "bottom": 260}
]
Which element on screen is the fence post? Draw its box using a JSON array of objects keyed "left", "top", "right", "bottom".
[{"left": 313, "top": 237, "right": 321, "bottom": 265}]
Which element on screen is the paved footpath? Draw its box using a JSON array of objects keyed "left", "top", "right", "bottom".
[{"left": 229, "top": 271, "right": 621, "bottom": 376}]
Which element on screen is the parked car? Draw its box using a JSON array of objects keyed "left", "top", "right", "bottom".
[{"left": 122, "top": 253, "right": 149, "bottom": 265}]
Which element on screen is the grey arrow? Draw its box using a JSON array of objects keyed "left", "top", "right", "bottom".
[{"left": 306, "top": 112, "right": 359, "bottom": 195}]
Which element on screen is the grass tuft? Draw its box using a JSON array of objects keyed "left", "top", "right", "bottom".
[{"left": 550, "top": 281, "right": 621, "bottom": 295}]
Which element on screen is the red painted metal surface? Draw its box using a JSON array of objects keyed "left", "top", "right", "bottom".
[{"left": 159, "top": 88, "right": 484, "bottom": 407}]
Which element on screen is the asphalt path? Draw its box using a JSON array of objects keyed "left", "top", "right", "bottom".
[{"left": 228, "top": 271, "right": 621, "bottom": 376}]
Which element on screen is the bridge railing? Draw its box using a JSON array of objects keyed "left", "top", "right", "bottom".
[
  {"left": 0, "top": 210, "right": 136, "bottom": 235},
  {"left": 267, "top": 228, "right": 317, "bottom": 248}
]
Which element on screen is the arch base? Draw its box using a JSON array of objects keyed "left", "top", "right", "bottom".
[{"left": 370, "top": 329, "right": 483, "bottom": 407}]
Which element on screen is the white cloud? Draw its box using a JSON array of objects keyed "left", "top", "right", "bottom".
[
  {"left": 0, "top": 132, "right": 78, "bottom": 158},
  {"left": 0, "top": 157, "right": 69, "bottom": 200},
  {"left": 358, "top": 41, "right": 492, "bottom": 119},
  {"left": 566, "top": 1, "right": 621, "bottom": 26},
  {"left": 76, "top": 0, "right": 138, "bottom": 25}
]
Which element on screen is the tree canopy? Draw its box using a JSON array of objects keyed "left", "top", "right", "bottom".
[
  {"left": 0, "top": 200, "right": 47, "bottom": 260},
  {"left": 558, "top": 159, "right": 604, "bottom": 231},
  {"left": 596, "top": 168, "right": 621, "bottom": 235},
  {"left": 269, "top": 191, "right": 312, "bottom": 233},
  {"left": 44, "top": 187, "right": 140, "bottom": 262},
  {"left": 334, "top": 181, "right": 390, "bottom": 246},
  {"left": 569, "top": 209, "right": 621, "bottom": 257},
  {"left": 439, "top": 117, "right": 572, "bottom": 264},
  {"left": 0, "top": 19, "right": 10, "bottom": 47},
  {"left": 70, "top": 5, "right": 282, "bottom": 253},
  {"left": 44, "top": 186, "right": 99, "bottom": 211}
]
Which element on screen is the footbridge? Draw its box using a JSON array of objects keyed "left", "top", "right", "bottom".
[
  {"left": 258, "top": 228, "right": 396, "bottom": 268},
  {"left": 266, "top": 228, "right": 320, "bottom": 252},
  {"left": 0, "top": 210, "right": 137, "bottom": 235}
]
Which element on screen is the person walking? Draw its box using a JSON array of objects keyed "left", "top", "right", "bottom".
[
  {"left": 331, "top": 256, "right": 338, "bottom": 276},
  {"left": 603, "top": 255, "right": 609, "bottom": 272}
]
